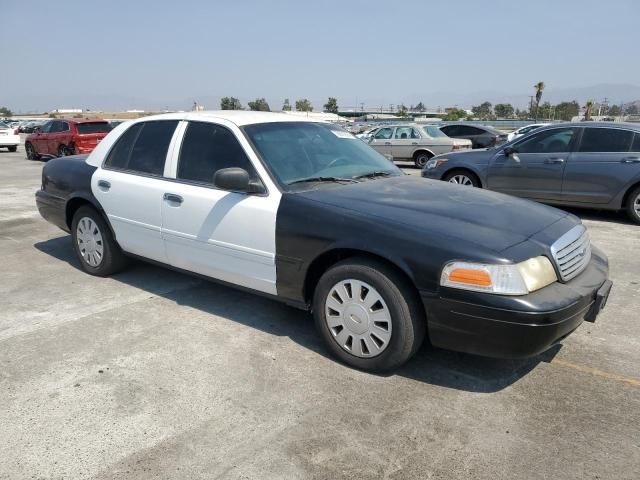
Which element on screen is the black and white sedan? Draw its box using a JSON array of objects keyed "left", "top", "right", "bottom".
[{"left": 36, "top": 111, "right": 611, "bottom": 371}]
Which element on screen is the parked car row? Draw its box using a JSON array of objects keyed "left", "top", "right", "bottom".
[{"left": 422, "top": 122, "right": 640, "bottom": 224}]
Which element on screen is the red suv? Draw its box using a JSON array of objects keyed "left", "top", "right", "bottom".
[{"left": 25, "top": 119, "right": 112, "bottom": 159}]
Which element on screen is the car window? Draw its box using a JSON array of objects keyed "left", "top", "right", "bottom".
[
  {"left": 40, "top": 122, "right": 53, "bottom": 133},
  {"left": 394, "top": 127, "right": 417, "bottom": 139},
  {"left": 578, "top": 128, "right": 633, "bottom": 153},
  {"left": 440, "top": 125, "right": 457, "bottom": 136},
  {"left": 460, "top": 126, "right": 483, "bottom": 135},
  {"left": 77, "top": 122, "right": 111, "bottom": 134},
  {"left": 104, "top": 120, "right": 178, "bottom": 175},
  {"left": 516, "top": 128, "right": 576, "bottom": 154},
  {"left": 50, "top": 121, "right": 63, "bottom": 133},
  {"left": 177, "top": 122, "right": 258, "bottom": 186},
  {"left": 374, "top": 127, "right": 393, "bottom": 139},
  {"left": 423, "top": 126, "right": 447, "bottom": 138},
  {"left": 59, "top": 122, "right": 70, "bottom": 132},
  {"left": 632, "top": 133, "right": 640, "bottom": 152}
]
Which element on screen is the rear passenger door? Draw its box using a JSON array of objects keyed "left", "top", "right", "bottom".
[
  {"left": 562, "top": 127, "right": 639, "bottom": 204},
  {"left": 160, "top": 120, "right": 279, "bottom": 295},
  {"left": 391, "top": 126, "right": 421, "bottom": 160},
  {"left": 92, "top": 120, "right": 180, "bottom": 262}
]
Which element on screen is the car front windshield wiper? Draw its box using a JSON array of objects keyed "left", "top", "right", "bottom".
[
  {"left": 288, "top": 176, "right": 361, "bottom": 186},
  {"left": 353, "top": 171, "right": 394, "bottom": 180}
]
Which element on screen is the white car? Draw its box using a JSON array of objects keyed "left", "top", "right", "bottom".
[
  {"left": 507, "top": 123, "right": 550, "bottom": 142},
  {"left": 368, "top": 123, "right": 472, "bottom": 167},
  {"left": 0, "top": 121, "right": 20, "bottom": 152},
  {"left": 355, "top": 127, "right": 378, "bottom": 142}
]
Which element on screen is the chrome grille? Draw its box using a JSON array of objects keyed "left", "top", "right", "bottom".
[{"left": 550, "top": 225, "right": 591, "bottom": 281}]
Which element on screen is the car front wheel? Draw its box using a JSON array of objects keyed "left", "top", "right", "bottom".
[
  {"left": 72, "top": 206, "right": 128, "bottom": 276},
  {"left": 25, "top": 142, "right": 38, "bottom": 160},
  {"left": 313, "top": 257, "right": 425, "bottom": 372},
  {"left": 444, "top": 169, "right": 480, "bottom": 187}
]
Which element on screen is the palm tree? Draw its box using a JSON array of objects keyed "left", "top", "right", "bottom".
[
  {"left": 584, "top": 100, "right": 594, "bottom": 121},
  {"left": 533, "top": 81, "right": 545, "bottom": 121}
]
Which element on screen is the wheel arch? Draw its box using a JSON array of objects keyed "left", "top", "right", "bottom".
[
  {"left": 621, "top": 179, "right": 640, "bottom": 210},
  {"left": 303, "top": 247, "right": 420, "bottom": 306},
  {"left": 65, "top": 194, "right": 116, "bottom": 239},
  {"left": 441, "top": 166, "right": 483, "bottom": 187},
  {"left": 412, "top": 149, "right": 435, "bottom": 160}
]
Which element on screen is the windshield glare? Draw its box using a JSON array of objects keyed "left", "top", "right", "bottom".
[{"left": 244, "top": 122, "right": 401, "bottom": 187}]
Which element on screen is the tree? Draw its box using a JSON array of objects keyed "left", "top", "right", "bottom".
[
  {"left": 471, "top": 101, "right": 493, "bottom": 119},
  {"left": 247, "top": 98, "right": 270, "bottom": 111},
  {"left": 0, "top": 106, "right": 12, "bottom": 117},
  {"left": 414, "top": 102, "right": 426, "bottom": 112},
  {"left": 608, "top": 105, "right": 622, "bottom": 117},
  {"left": 443, "top": 108, "right": 467, "bottom": 121},
  {"left": 220, "top": 97, "right": 242, "bottom": 110},
  {"left": 494, "top": 103, "right": 514, "bottom": 118},
  {"left": 282, "top": 98, "right": 292, "bottom": 111},
  {"left": 554, "top": 101, "right": 580, "bottom": 121},
  {"left": 533, "top": 81, "right": 545, "bottom": 121},
  {"left": 323, "top": 97, "right": 338, "bottom": 114},
  {"left": 295, "top": 99, "right": 313, "bottom": 112},
  {"left": 584, "top": 100, "right": 594, "bottom": 121},
  {"left": 625, "top": 103, "right": 639, "bottom": 115},
  {"left": 397, "top": 104, "right": 408, "bottom": 117}
]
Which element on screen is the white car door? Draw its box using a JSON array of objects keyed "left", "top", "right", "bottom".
[
  {"left": 91, "top": 120, "right": 180, "bottom": 262},
  {"left": 160, "top": 119, "right": 281, "bottom": 295}
]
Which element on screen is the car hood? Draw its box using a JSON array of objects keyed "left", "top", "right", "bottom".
[{"left": 296, "top": 175, "right": 571, "bottom": 253}]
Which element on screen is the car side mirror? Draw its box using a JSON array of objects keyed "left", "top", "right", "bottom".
[
  {"left": 213, "top": 167, "right": 264, "bottom": 194},
  {"left": 503, "top": 146, "right": 516, "bottom": 157}
]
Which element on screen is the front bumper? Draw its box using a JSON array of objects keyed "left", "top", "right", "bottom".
[
  {"left": 421, "top": 167, "right": 441, "bottom": 179},
  {"left": 421, "top": 247, "right": 611, "bottom": 358}
]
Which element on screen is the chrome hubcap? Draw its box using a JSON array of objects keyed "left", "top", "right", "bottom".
[
  {"left": 325, "top": 279, "right": 392, "bottom": 358},
  {"left": 634, "top": 194, "right": 640, "bottom": 215},
  {"left": 76, "top": 217, "right": 104, "bottom": 267},
  {"left": 449, "top": 174, "right": 473, "bottom": 186}
]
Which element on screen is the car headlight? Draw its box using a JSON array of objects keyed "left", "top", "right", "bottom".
[
  {"left": 440, "top": 257, "right": 557, "bottom": 295},
  {"left": 425, "top": 158, "right": 448, "bottom": 169}
]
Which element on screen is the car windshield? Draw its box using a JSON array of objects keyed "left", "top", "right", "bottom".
[
  {"left": 0, "top": 122, "right": 9, "bottom": 128},
  {"left": 243, "top": 122, "right": 401, "bottom": 188},
  {"left": 423, "top": 126, "right": 447, "bottom": 138},
  {"left": 77, "top": 122, "right": 111, "bottom": 134}
]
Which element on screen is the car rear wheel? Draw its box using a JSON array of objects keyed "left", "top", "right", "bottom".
[
  {"left": 625, "top": 186, "right": 640, "bottom": 225},
  {"left": 25, "top": 142, "right": 38, "bottom": 160},
  {"left": 71, "top": 206, "right": 128, "bottom": 276},
  {"left": 444, "top": 169, "right": 480, "bottom": 187},
  {"left": 414, "top": 151, "right": 433, "bottom": 168},
  {"left": 313, "top": 257, "right": 425, "bottom": 372},
  {"left": 8, "top": 146, "right": 17, "bottom": 152},
  {"left": 58, "top": 144, "right": 73, "bottom": 157}
]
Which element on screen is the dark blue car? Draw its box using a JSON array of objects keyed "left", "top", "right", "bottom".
[{"left": 423, "top": 122, "right": 640, "bottom": 224}]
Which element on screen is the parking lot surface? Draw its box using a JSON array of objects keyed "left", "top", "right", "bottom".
[{"left": 1, "top": 148, "right": 639, "bottom": 480}]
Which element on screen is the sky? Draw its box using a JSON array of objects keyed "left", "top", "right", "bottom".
[{"left": 2, "top": 0, "right": 639, "bottom": 112}]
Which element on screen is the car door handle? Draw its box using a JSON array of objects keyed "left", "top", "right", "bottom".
[
  {"left": 97, "top": 180, "right": 111, "bottom": 191},
  {"left": 384, "top": 142, "right": 392, "bottom": 145},
  {"left": 411, "top": 142, "right": 418, "bottom": 145},
  {"left": 621, "top": 157, "right": 640, "bottom": 164},
  {"left": 163, "top": 193, "right": 183, "bottom": 205},
  {"left": 544, "top": 158, "right": 565, "bottom": 164}
]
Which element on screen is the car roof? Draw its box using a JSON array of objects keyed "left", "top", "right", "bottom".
[
  {"left": 128, "top": 110, "right": 325, "bottom": 127},
  {"left": 536, "top": 121, "right": 640, "bottom": 131}
]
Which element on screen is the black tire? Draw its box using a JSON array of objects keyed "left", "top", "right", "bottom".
[
  {"left": 8, "top": 146, "right": 17, "bottom": 152},
  {"left": 443, "top": 169, "right": 480, "bottom": 187},
  {"left": 57, "top": 144, "right": 71, "bottom": 157},
  {"left": 625, "top": 185, "right": 640, "bottom": 225},
  {"left": 25, "top": 142, "right": 38, "bottom": 160},
  {"left": 313, "top": 257, "right": 426, "bottom": 372},
  {"left": 414, "top": 151, "right": 433, "bottom": 168},
  {"left": 71, "top": 206, "right": 128, "bottom": 276}
]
